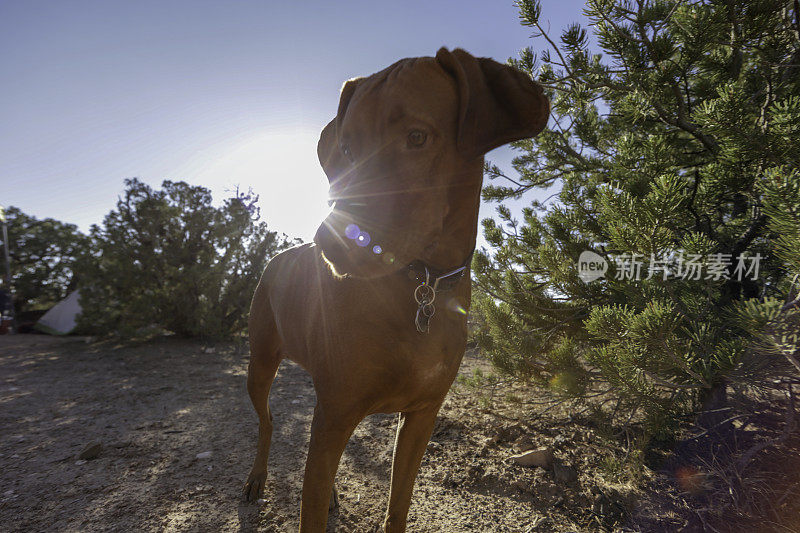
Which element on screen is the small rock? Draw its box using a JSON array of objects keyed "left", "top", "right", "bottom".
[
  {"left": 78, "top": 442, "right": 103, "bottom": 460},
  {"left": 203, "top": 347, "right": 216, "bottom": 354},
  {"left": 511, "top": 448, "right": 553, "bottom": 469},
  {"left": 291, "top": 399, "right": 301, "bottom": 405},
  {"left": 552, "top": 461, "right": 578, "bottom": 484},
  {"left": 257, "top": 498, "right": 267, "bottom": 506},
  {"left": 196, "top": 451, "right": 212, "bottom": 460},
  {"left": 75, "top": 460, "right": 87, "bottom": 465}
]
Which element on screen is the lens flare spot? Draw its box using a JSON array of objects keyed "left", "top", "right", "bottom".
[
  {"left": 344, "top": 224, "right": 360, "bottom": 240},
  {"left": 355, "top": 231, "right": 371, "bottom": 247},
  {"left": 372, "top": 245, "right": 382, "bottom": 254},
  {"left": 675, "top": 466, "right": 707, "bottom": 495},
  {"left": 446, "top": 298, "right": 468, "bottom": 315},
  {"left": 383, "top": 252, "right": 395, "bottom": 264}
]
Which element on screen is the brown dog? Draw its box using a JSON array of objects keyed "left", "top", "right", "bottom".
[{"left": 243, "top": 48, "right": 549, "bottom": 532}]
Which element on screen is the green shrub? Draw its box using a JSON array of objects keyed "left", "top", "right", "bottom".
[{"left": 77, "top": 178, "right": 295, "bottom": 339}]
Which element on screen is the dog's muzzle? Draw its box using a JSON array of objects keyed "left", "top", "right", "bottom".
[{"left": 315, "top": 199, "right": 399, "bottom": 272}]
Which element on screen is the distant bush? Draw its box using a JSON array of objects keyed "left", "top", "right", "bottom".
[
  {"left": 2, "top": 206, "right": 89, "bottom": 314},
  {"left": 77, "top": 178, "right": 295, "bottom": 339}
]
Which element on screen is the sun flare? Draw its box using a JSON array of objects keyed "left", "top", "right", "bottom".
[{"left": 189, "top": 129, "right": 332, "bottom": 241}]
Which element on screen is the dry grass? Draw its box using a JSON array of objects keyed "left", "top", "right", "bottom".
[{"left": 454, "top": 358, "right": 800, "bottom": 532}]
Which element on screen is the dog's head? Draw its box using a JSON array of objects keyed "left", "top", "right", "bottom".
[{"left": 314, "top": 47, "right": 549, "bottom": 278}]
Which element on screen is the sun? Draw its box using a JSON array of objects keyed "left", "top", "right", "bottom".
[{"left": 188, "top": 129, "right": 332, "bottom": 241}]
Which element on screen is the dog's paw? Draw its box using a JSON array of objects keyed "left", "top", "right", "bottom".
[{"left": 242, "top": 471, "right": 267, "bottom": 503}]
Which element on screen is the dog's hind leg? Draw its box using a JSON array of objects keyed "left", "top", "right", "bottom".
[{"left": 242, "top": 283, "right": 283, "bottom": 503}]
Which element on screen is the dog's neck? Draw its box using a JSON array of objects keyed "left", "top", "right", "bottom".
[{"left": 419, "top": 158, "right": 484, "bottom": 271}]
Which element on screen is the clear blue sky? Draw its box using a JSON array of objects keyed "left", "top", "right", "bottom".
[{"left": 1, "top": 0, "right": 588, "bottom": 241}]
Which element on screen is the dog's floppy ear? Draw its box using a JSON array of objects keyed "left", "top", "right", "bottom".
[
  {"left": 317, "top": 118, "right": 345, "bottom": 184},
  {"left": 435, "top": 47, "right": 549, "bottom": 157},
  {"left": 317, "top": 77, "right": 363, "bottom": 185}
]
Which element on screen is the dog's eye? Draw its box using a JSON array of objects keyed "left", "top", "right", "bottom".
[
  {"left": 341, "top": 143, "right": 353, "bottom": 162},
  {"left": 407, "top": 130, "right": 427, "bottom": 148}
]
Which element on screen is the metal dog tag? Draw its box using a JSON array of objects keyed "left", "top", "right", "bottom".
[{"left": 414, "top": 281, "right": 436, "bottom": 333}]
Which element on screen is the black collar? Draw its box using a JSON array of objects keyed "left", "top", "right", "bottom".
[{"left": 404, "top": 250, "right": 474, "bottom": 292}]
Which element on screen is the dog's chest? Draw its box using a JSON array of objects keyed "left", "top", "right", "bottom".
[{"left": 272, "top": 268, "right": 467, "bottom": 405}]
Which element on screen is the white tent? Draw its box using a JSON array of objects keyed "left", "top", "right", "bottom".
[{"left": 36, "top": 290, "right": 81, "bottom": 335}]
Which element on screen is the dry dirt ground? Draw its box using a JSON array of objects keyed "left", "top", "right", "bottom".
[{"left": 1, "top": 334, "right": 798, "bottom": 532}]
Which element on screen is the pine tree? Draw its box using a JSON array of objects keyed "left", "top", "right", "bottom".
[{"left": 474, "top": 0, "right": 800, "bottom": 436}]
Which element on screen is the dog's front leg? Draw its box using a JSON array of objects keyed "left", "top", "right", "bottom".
[
  {"left": 383, "top": 404, "right": 441, "bottom": 533},
  {"left": 299, "top": 403, "right": 359, "bottom": 532}
]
